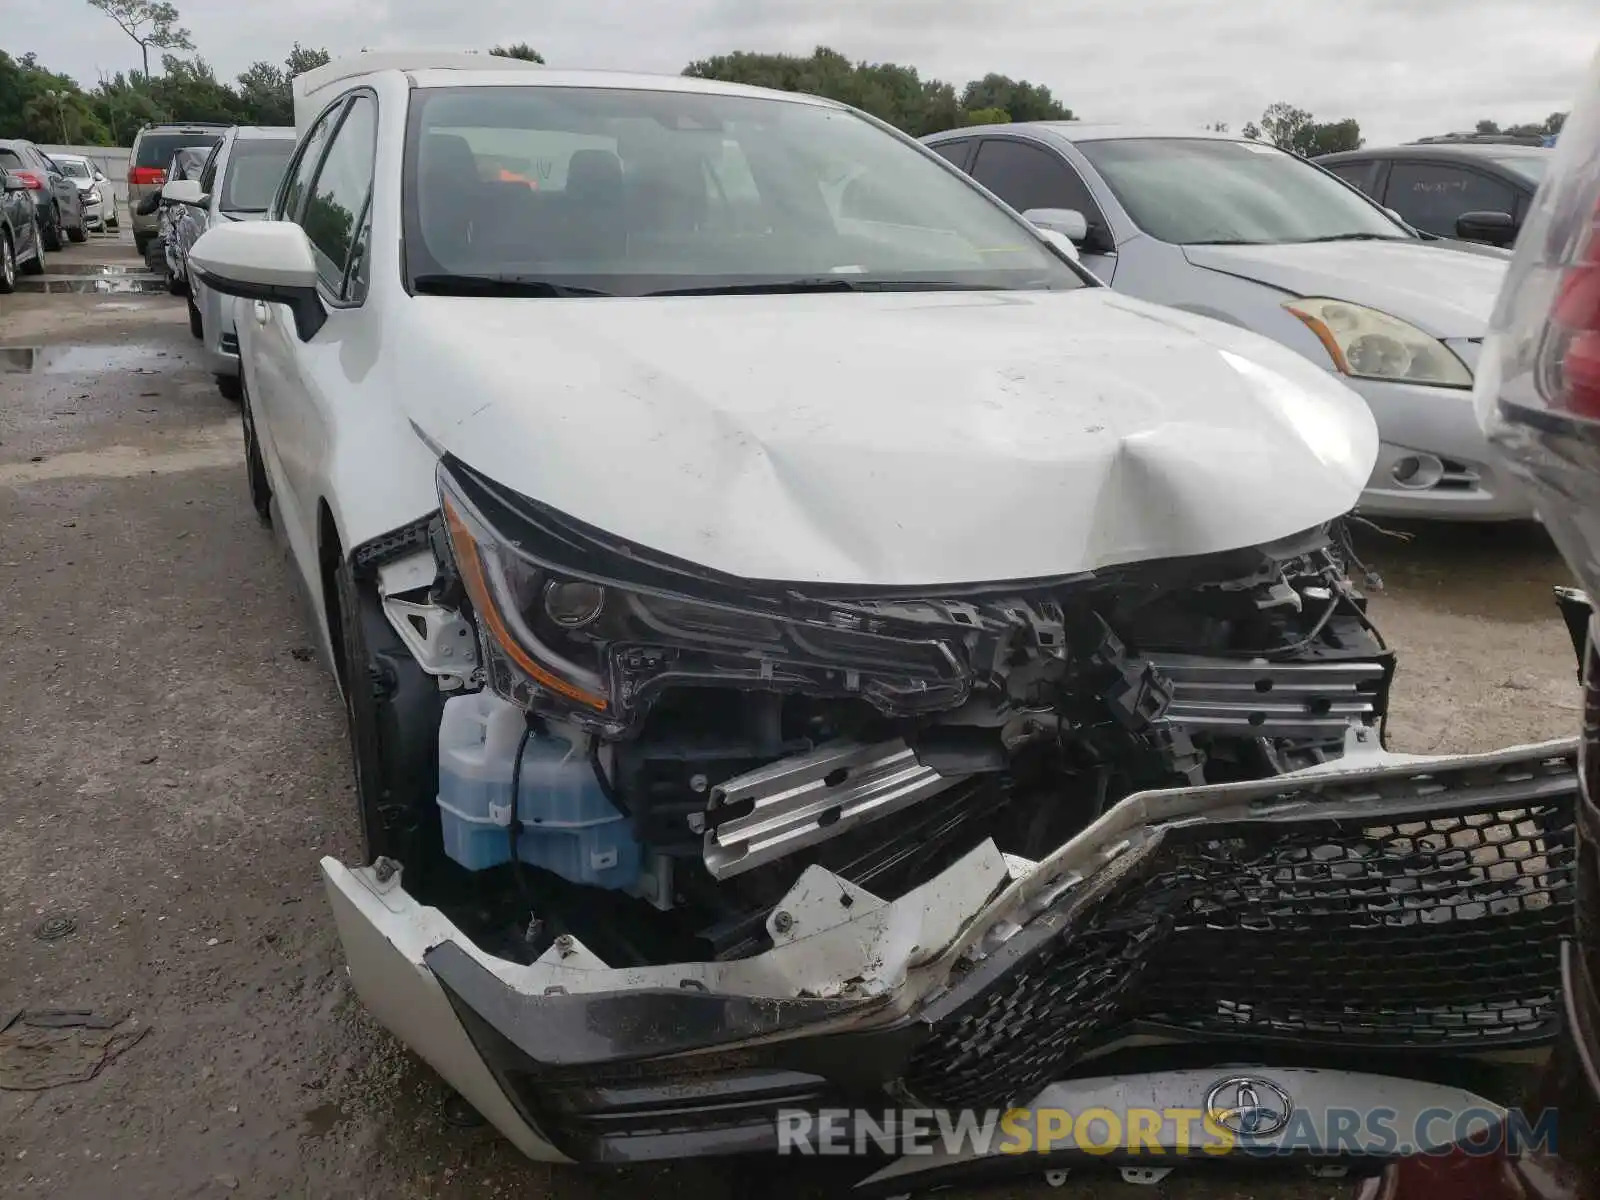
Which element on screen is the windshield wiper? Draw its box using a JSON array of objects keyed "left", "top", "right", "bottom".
[
  {"left": 1294, "top": 232, "right": 1409, "bottom": 243},
  {"left": 412, "top": 273, "right": 613, "bottom": 298},
  {"left": 646, "top": 278, "right": 1009, "bottom": 297}
]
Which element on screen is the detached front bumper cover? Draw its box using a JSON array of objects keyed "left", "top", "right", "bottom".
[{"left": 322, "top": 732, "right": 1578, "bottom": 1164}]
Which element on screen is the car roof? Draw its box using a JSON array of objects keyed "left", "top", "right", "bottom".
[
  {"left": 925, "top": 122, "right": 1248, "bottom": 145},
  {"left": 1317, "top": 143, "right": 1551, "bottom": 163},
  {"left": 230, "top": 126, "right": 296, "bottom": 141},
  {"left": 0, "top": 138, "right": 36, "bottom": 149},
  {"left": 400, "top": 66, "right": 844, "bottom": 108}
]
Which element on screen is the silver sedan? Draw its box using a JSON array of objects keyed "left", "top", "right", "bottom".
[{"left": 922, "top": 124, "right": 1533, "bottom": 520}]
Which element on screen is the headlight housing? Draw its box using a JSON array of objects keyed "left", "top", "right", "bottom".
[
  {"left": 436, "top": 464, "right": 969, "bottom": 733},
  {"left": 1284, "top": 298, "right": 1473, "bottom": 388},
  {"left": 86, "top": 188, "right": 101, "bottom": 204}
]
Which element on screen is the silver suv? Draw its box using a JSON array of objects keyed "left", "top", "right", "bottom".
[{"left": 127, "top": 122, "right": 227, "bottom": 255}]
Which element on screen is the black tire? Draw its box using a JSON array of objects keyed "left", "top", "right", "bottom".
[
  {"left": 19, "top": 220, "right": 44, "bottom": 276},
  {"left": 134, "top": 232, "right": 149, "bottom": 256},
  {"left": 331, "top": 554, "right": 445, "bottom": 874},
  {"left": 41, "top": 206, "right": 62, "bottom": 251},
  {"left": 145, "top": 236, "right": 165, "bottom": 276},
  {"left": 239, "top": 374, "right": 271, "bottom": 524},
  {"left": 167, "top": 267, "right": 187, "bottom": 297},
  {"left": 215, "top": 372, "right": 242, "bottom": 402},
  {"left": 67, "top": 212, "right": 87, "bottom": 243},
  {"left": 187, "top": 294, "right": 203, "bottom": 338},
  {"left": 0, "top": 230, "right": 16, "bottom": 295}
]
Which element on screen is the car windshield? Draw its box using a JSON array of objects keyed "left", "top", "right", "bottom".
[
  {"left": 221, "top": 140, "right": 295, "bottom": 212},
  {"left": 403, "top": 85, "right": 1084, "bottom": 296},
  {"left": 1076, "top": 137, "right": 1412, "bottom": 246},
  {"left": 1492, "top": 155, "right": 1549, "bottom": 184},
  {"left": 58, "top": 159, "right": 91, "bottom": 179}
]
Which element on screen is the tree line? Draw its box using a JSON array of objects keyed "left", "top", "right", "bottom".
[{"left": 16, "top": 0, "right": 1536, "bottom": 159}]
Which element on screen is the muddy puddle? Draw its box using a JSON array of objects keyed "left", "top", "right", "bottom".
[
  {"left": 0, "top": 344, "right": 173, "bottom": 375},
  {"left": 14, "top": 275, "right": 166, "bottom": 295}
]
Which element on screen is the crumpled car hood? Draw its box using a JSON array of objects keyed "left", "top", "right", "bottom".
[
  {"left": 399, "top": 288, "right": 1377, "bottom": 586},
  {"left": 1182, "top": 239, "right": 1507, "bottom": 338}
]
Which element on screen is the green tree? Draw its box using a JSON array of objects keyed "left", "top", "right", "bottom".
[
  {"left": 89, "top": 70, "right": 163, "bottom": 144},
  {"left": 489, "top": 43, "right": 544, "bottom": 63},
  {"left": 1241, "top": 121, "right": 1261, "bottom": 140},
  {"left": 1475, "top": 118, "right": 1501, "bottom": 135},
  {"left": 236, "top": 61, "right": 291, "bottom": 125},
  {"left": 683, "top": 46, "right": 1066, "bottom": 136},
  {"left": 285, "top": 43, "right": 331, "bottom": 78},
  {"left": 959, "top": 106, "right": 1009, "bottom": 127},
  {"left": 1251, "top": 101, "right": 1361, "bottom": 156},
  {"left": 0, "top": 51, "right": 111, "bottom": 144},
  {"left": 85, "top": 0, "right": 194, "bottom": 79},
  {"left": 145, "top": 54, "right": 247, "bottom": 124},
  {"left": 959, "top": 74, "right": 1071, "bottom": 123}
]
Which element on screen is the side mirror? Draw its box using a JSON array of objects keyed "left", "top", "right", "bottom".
[
  {"left": 1455, "top": 210, "right": 1518, "bottom": 245},
  {"left": 189, "top": 222, "right": 325, "bottom": 341},
  {"left": 1036, "top": 228, "right": 1080, "bottom": 261},
  {"left": 1023, "top": 207, "right": 1090, "bottom": 243},
  {"left": 162, "top": 179, "right": 207, "bottom": 207}
]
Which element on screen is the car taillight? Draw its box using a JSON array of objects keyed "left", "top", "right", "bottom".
[
  {"left": 1474, "top": 48, "right": 1600, "bottom": 428},
  {"left": 128, "top": 166, "right": 166, "bottom": 186},
  {"left": 12, "top": 170, "right": 44, "bottom": 190},
  {"left": 1546, "top": 200, "right": 1600, "bottom": 417}
]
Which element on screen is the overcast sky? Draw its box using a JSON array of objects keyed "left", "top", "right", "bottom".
[{"left": 12, "top": 0, "right": 1598, "bottom": 144}]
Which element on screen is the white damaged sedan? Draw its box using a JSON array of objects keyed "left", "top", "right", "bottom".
[{"left": 189, "top": 54, "right": 1579, "bottom": 1183}]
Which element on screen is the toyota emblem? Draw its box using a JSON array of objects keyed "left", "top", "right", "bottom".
[{"left": 1204, "top": 1075, "right": 1293, "bottom": 1137}]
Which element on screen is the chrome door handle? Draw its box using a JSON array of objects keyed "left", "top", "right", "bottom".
[{"left": 253, "top": 301, "right": 269, "bottom": 324}]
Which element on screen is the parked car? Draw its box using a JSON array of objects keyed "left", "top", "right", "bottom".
[
  {"left": 136, "top": 146, "right": 212, "bottom": 288},
  {"left": 162, "top": 126, "right": 296, "bottom": 396},
  {"left": 1317, "top": 141, "right": 1551, "bottom": 247},
  {"left": 0, "top": 166, "right": 47, "bottom": 292},
  {"left": 0, "top": 138, "right": 86, "bottom": 249},
  {"left": 127, "top": 121, "right": 228, "bottom": 256},
  {"left": 1456, "top": 44, "right": 1600, "bottom": 1200},
  {"left": 922, "top": 123, "right": 1529, "bottom": 521},
  {"left": 185, "top": 55, "right": 1580, "bottom": 1179},
  {"left": 49, "top": 153, "right": 110, "bottom": 232}
]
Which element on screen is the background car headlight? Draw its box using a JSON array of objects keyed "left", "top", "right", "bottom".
[
  {"left": 1284, "top": 298, "right": 1473, "bottom": 388},
  {"left": 86, "top": 188, "right": 101, "bottom": 204}
]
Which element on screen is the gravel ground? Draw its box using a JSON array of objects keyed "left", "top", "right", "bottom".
[{"left": 0, "top": 241, "right": 1581, "bottom": 1200}]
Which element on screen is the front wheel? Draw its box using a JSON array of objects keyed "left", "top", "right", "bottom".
[
  {"left": 215, "top": 372, "right": 242, "bottom": 402},
  {"left": 67, "top": 211, "right": 87, "bottom": 243},
  {"left": 19, "top": 220, "right": 44, "bottom": 275},
  {"left": 0, "top": 230, "right": 16, "bottom": 294}
]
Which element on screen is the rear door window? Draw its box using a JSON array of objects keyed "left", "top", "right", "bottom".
[
  {"left": 1323, "top": 158, "right": 1380, "bottom": 197},
  {"left": 1382, "top": 161, "right": 1521, "bottom": 236},
  {"left": 927, "top": 139, "right": 974, "bottom": 171}
]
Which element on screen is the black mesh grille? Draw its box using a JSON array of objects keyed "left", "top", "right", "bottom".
[{"left": 907, "top": 754, "right": 1577, "bottom": 1110}]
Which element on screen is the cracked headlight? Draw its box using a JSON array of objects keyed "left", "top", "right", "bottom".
[
  {"left": 1284, "top": 298, "right": 1473, "bottom": 388},
  {"left": 436, "top": 465, "right": 967, "bottom": 732}
]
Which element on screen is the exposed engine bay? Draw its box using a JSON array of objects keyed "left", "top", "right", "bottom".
[{"left": 356, "top": 458, "right": 1394, "bottom": 971}]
